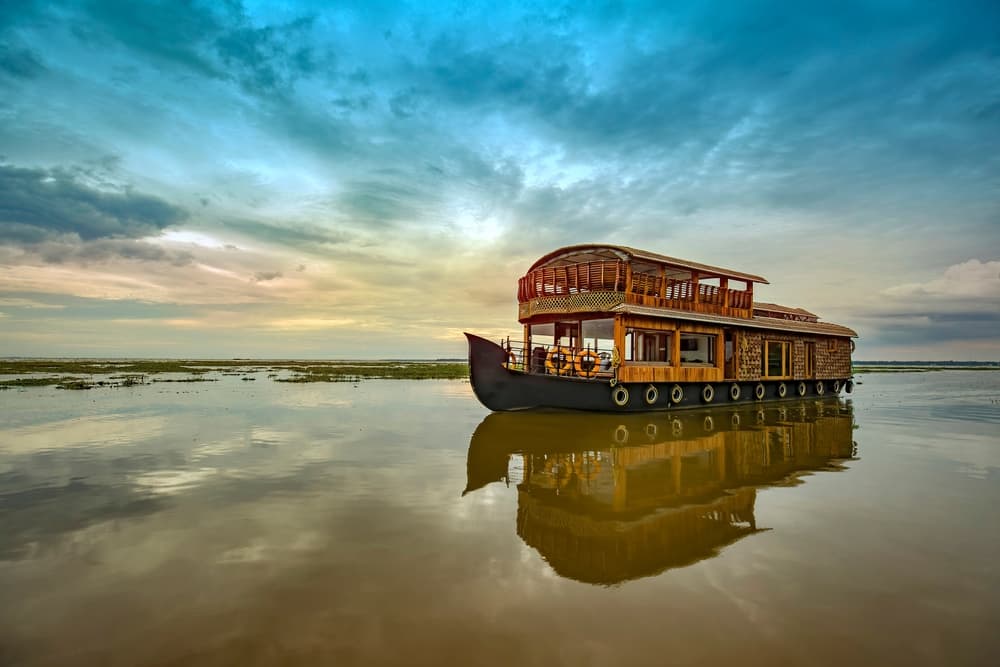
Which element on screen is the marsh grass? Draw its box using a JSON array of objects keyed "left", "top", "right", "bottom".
[{"left": 0, "top": 359, "right": 469, "bottom": 389}]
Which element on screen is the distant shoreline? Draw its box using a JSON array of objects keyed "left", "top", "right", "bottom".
[{"left": 853, "top": 361, "right": 1000, "bottom": 373}]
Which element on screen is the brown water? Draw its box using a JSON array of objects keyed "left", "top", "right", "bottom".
[{"left": 0, "top": 371, "right": 997, "bottom": 665}]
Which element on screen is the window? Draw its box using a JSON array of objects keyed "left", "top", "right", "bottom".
[
  {"left": 762, "top": 340, "right": 792, "bottom": 378},
  {"left": 625, "top": 329, "right": 671, "bottom": 363},
  {"left": 680, "top": 333, "right": 716, "bottom": 366},
  {"left": 581, "top": 318, "right": 614, "bottom": 354}
]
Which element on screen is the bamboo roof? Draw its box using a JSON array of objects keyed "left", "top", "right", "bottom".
[
  {"left": 528, "top": 244, "right": 769, "bottom": 284},
  {"left": 613, "top": 303, "right": 858, "bottom": 337}
]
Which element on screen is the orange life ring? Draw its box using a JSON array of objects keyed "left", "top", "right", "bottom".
[
  {"left": 575, "top": 350, "right": 600, "bottom": 378},
  {"left": 545, "top": 346, "right": 572, "bottom": 375}
]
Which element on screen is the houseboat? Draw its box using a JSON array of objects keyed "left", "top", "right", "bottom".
[{"left": 466, "top": 244, "right": 857, "bottom": 412}]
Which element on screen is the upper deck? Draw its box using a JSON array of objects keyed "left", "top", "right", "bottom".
[{"left": 517, "top": 244, "right": 767, "bottom": 322}]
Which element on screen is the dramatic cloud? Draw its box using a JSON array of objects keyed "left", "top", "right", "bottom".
[
  {"left": 0, "top": 0, "right": 997, "bottom": 357},
  {"left": 0, "top": 164, "right": 187, "bottom": 243}
]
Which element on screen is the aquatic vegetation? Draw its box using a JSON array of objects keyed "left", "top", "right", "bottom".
[{"left": 0, "top": 359, "right": 469, "bottom": 388}]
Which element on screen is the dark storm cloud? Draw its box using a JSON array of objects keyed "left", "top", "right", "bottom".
[{"left": 0, "top": 164, "right": 188, "bottom": 243}]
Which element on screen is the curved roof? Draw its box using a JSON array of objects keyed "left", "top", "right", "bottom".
[{"left": 528, "top": 244, "right": 769, "bottom": 284}]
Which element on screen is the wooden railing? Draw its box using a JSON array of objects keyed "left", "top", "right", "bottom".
[
  {"left": 518, "top": 261, "right": 753, "bottom": 318},
  {"left": 518, "top": 260, "right": 625, "bottom": 300}
]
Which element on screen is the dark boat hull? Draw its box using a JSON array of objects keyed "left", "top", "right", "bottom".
[{"left": 465, "top": 332, "right": 852, "bottom": 413}]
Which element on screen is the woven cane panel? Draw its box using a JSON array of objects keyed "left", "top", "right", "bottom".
[
  {"left": 520, "top": 291, "right": 624, "bottom": 318},
  {"left": 568, "top": 291, "right": 624, "bottom": 312}
]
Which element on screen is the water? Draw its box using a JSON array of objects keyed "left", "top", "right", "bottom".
[{"left": 0, "top": 371, "right": 997, "bottom": 665}]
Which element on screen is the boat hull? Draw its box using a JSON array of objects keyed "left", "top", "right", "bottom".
[{"left": 465, "top": 332, "right": 852, "bottom": 413}]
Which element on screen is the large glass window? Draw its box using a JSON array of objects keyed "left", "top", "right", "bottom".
[
  {"left": 581, "top": 318, "right": 614, "bottom": 354},
  {"left": 679, "top": 333, "right": 716, "bottom": 366},
  {"left": 762, "top": 340, "right": 792, "bottom": 378},
  {"left": 625, "top": 329, "right": 671, "bottom": 363},
  {"left": 530, "top": 319, "right": 614, "bottom": 374}
]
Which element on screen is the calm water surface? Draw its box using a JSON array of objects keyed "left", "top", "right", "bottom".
[{"left": 1, "top": 371, "right": 998, "bottom": 665}]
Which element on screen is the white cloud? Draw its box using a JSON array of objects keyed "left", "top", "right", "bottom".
[{"left": 883, "top": 259, "right": 1000, "bottom": 300}]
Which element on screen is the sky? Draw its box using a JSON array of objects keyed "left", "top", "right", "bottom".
[{"left": 0, "top": 0, "right": 998, "bottom": 360}]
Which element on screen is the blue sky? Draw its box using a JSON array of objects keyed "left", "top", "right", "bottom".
[{"left": 1, "top": 0, "right": 998, "bottom": 359}]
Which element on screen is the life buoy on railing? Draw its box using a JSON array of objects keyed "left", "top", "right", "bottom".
[
  {"left": 730, "top": 383, "right": 741, "bottom": 401},
  {"left": 545, "top": 347, "right": 572, "bottom": 375},
  {"left": 815, "top": 381, "right": 825, "bottom": 395},
  {"left": 850, "top": 339, "right": 856, "bottom": 353},
  {"left": 797, "top": 382, "right": 807, "bottom": 397},
  {"left": 702, "top": 384, "right": 714, "bottom": 403},
  {"left": 611, "top": 385, "right": 630, "bottom": 407},
  {"left": 670, "top": 384, "right": 684, "bottom": 404},
  {"left": 754, "top": 383, "right": 766, "bottom": 400},
  {"left": 777, "top": 383, "right": 787, "bottom": 398},
  {"left": 644, "top": 384, "right": 658, "bottom": 405},
  {"left": 845, "top": 380, "right": 854, "bottom": 394},
  {"left": 575, "top": 350, "right": 600, "bottom": 378},
  {"left": 833, "top": 380, "right": 841, "bottom": 393}
]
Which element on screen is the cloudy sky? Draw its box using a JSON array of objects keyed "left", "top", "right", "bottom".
[{"left": 1, "top": 0, "right": 997, "bottom": 359}]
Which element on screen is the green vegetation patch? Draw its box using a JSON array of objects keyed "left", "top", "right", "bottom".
[
  {"left": 0, "top": 359, "right": 469, "bottom": 387},
  {"left": 275, "top": 362, "right": 468, "bottom": 382}
]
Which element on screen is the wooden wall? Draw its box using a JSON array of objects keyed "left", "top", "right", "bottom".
[{"left": 617, "top": 315, "right": 724, "bottom": 384}]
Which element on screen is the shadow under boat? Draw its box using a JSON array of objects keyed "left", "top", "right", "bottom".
[{"left": 464, "top": 399, "right": 857, "bottom": 585}]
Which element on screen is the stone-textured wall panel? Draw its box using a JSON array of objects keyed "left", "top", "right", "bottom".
[{"left": 738, "top": 332, "right": 852, "bottom": 380}]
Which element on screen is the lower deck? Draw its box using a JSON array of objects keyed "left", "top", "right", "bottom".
[
  {"left": 511, "top": 312, "right": 854, "bottom": 384},
  {"left": 467, "top": 333, "right": 853, "bottom": 413}
]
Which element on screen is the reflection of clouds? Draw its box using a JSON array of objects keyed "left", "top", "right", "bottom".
[
  {"left": 432, "top": 381, "right": 475, "bottom": 400},
  {"left": 272, "top": 392, "right": 355, "bottom": 409},
  {"left": 132, "top": 468, "right": 219, "bottom": 496},
  {"left": 191, "top": 438, "right": 245, "bottom": 460},
  {"left": 942, "top": 436, "right": 999, "bottom": 480},
  {"left": 0, "top": 415, "right": 167, "bottom": 454},
  {"left": 250, "top": 426, "right": 290, "bottom": 446}
]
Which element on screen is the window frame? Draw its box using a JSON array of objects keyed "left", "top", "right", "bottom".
[
  {"left": 624, "top": 328, "right": 672, "bottom": 364},
  {"left": 679, "top": 332, "right": 717, "bottom": 367},
  {"left": 762, "top": 340, "right": 793, "bottom": 379}
]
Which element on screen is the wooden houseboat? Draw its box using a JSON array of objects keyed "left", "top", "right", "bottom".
[{"left": 466, "top": 244, "right": 857, "bottom": 412}]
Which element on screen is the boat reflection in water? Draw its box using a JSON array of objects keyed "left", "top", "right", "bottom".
[{"left": 465, "top": 400, "right": 857, "bottom": 585}]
